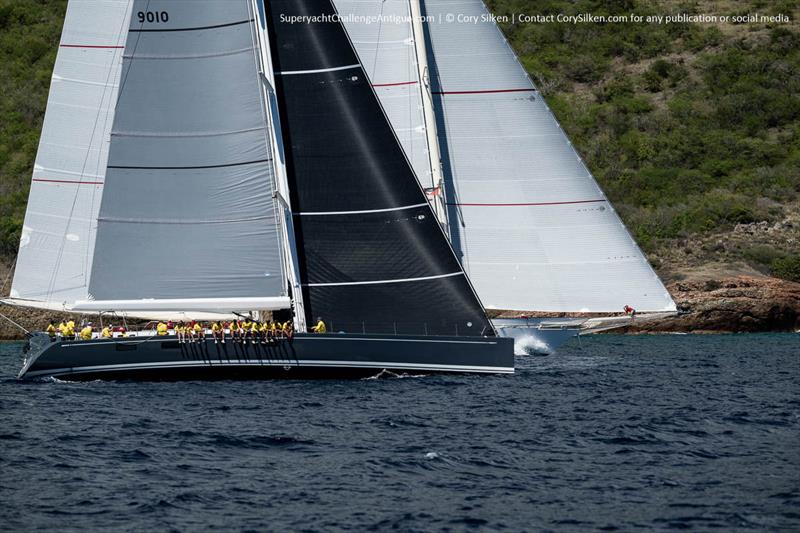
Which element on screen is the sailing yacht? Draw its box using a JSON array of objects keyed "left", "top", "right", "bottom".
[
  {"left": 10, "top": 0, "right": 514, "bottom": 380},
  {"left": 334, "top": 0, "right": 676, "bottom": 353}
]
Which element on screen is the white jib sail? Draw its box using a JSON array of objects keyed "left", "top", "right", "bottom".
[
  {"left": 422, "top": 0, "right": 676, "bottom": 313},
  {"left": 10, "top": 0, "right": 134, "bottom": 307},
  {"left": 334, "top": 0, "right": 435, "bottom": 189}
]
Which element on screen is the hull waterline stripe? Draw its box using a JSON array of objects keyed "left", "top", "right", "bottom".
[
  {"left": 33, "top": 178, "right": 103, "bottom": 185},
  {"left": 372, "top": 81, "right": 418, "bottom": 88},
  {"left": 130, "top": 19, "right": 253, "bottom": 33},
  {"left": 305, "top": 272, "right": 463, "bottom": 287},
  {"left": 447, "top": 199, "right": 607, "bottom": 207},
  {"left": 297, "top": 202, "right": 427, "bottom": 216},
  {"left": 277, "top": 64, "right": 360, "bottom": 76},
  {"left": 60, "top": 44, "right": 125, "bottom": 49},
  {"left": 107, "top": 158, "right": 270, "bottom": 170},
  {"left": 24, "top": 359, "right": 514, "bottom": 378},
  {"left": 433, "top": 88, "right": 536, "bottom": 95}
]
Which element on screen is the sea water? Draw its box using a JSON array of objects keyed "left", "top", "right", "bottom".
[{"left": 1, "top": 334, "right": 798, "bottom": 531}]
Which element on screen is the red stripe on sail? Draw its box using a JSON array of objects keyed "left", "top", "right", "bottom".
[
  {"left": 33, "top": 179, "right": 103, "bottom": 185},
  {"left": 433, "top": 88, "right": 536, "bottom": 95},
  {"left": 372, "top": 81, "right": 419, "bottom": 87},
  {"left": 60, "top": 44, "right": 125, "bottom": 49},
  {"left": 447, "top": 199, "right": 606, "bottom": 207}
]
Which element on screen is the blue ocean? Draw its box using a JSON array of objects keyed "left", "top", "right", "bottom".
[{"left": 1, "top": 333, "right": 798, "bottom": 531}]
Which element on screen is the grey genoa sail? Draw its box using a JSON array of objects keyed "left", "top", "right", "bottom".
[
  {"left": 81, "top": 0, "right": 288, "bottom": 311},
  {"left": 263, "top": 0, "right": 493, "bottom": 336}
]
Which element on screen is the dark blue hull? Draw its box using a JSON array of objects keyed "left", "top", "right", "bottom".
[{"left": 18, "top": 332, "right": 514, "bottom": 381}]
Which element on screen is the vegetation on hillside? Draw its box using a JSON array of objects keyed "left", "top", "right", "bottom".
[
  {"left": 489, "top": 0, "right": 800, "bottom": 279},
  {"left": 0, "top": 0, "right": 798, "bottom": 281},
  {"left": 0, "top": 0, "right": 65, "bottom": 255}
]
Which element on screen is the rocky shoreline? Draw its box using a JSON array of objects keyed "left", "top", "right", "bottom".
[
  {"left": 617, "top": 275, "right": 800, "bottom": 334},
  {"left": 2, "top": 275, "right": 797, "bottom": 341}
]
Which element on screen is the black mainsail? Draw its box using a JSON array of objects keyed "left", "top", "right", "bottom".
[{"left": 264, "top": 0, "right": 493, "bottom": 336}]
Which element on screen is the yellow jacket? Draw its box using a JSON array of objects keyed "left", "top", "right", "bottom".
[
  {"left": 101, "top": 327, "right": 112, "bottom": 338},
  {"left": 156, "top": 322, "right": 168, "bottom": 336},
  {"left": 46, "top": 324, "right": 56, "bottom": 336},
  {"left": 79, "top": 326, "right": 92, "bottom": 340},
  {"left": 313, "top": 320, "right": 326, "bottom": 333}
]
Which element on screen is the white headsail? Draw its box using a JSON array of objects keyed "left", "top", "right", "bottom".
[
  {"left": 422, "top": 0, "right": 675, "bottom": 313},
  {"left": 334, "top": 0, "right": 434, "bottom": 189},
  {"left": 10, "top": 0, "right": 134, "bottom": 308}
]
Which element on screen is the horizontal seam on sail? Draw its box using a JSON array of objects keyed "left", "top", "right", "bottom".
[
  {"left": 60, "top": 44, "right": 125, "bottom": 49},
  {"left": 433, "top": 88, "right": 536, "bottom": 95},
  {"left": 468, "top": 258, "right": 648, "bottom": 266},
  {"left": 97, "top": 215, "right": 273, "bottom": 225},
  {"left": 52, "top": 75, "right": 120, "bottom": 88},
  {"left": 34, "top": 166, "right": 103, "bottom": 179},
  {"left": 107, "top": 158, "right": 271, "bottom": 170},
  {"left": 277, "top": 64, "right": 360, "bottom": 75},
  {"left": 32, "top": 178, "right": 103, "bottom": 185},
  {"left": 129, "top": 19, "right": 253, "bottom": 33},
  {"left": 112, "top": 126, "right": 264, "bottom": 138},
  {"left": 297, "top": 203, "right": 427, "bottom": 216},
  {"left": 372, "top": 81, "right": 418, "bottom": 87},
  {"left": 305, "top": 272, "right": 463, "bottom": 287},
  {"left": 446, "top": 199, "right": 607, "bottom": 207},
  {"left": 456, "top": 177, "right": 592, "bottom": 183},
  {"left": 124, "top": 46, "right": 253, "bottom": 60}
]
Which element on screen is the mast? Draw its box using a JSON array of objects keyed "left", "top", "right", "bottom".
[
  {"left": 248, "top": 0, "right": 307, "bottom": 331},
  {"left": 408, "top": 0, "right": 448, "bottom": 231}
]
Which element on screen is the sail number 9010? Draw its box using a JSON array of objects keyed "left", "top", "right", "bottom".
[{"left": 137, "top": 11, "right": 169, "bottom": 23}]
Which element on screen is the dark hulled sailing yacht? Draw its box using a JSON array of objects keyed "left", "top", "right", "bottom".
[{"left": 11, "top": 0, "right": 514, "bottom": 380}]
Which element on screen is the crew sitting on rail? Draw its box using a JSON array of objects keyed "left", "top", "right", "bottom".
[
  {"left": 211, "top": 321, "right": 223, "bottom": 344},
  {"left": 259, "top": 321, "right": 269, "bottom": 343},
  {"left": 312, "top": 317, "right": 326, "bottom": 334},
  {"left": 56, "top": 321, "right": 66, "bottom": 340},
  {"left": 101, "top": 325, "right": 112, "bottom": 338},
  {"left": 62, "top": 320, "right": 75, "bottom": 340},
  {"left": 284, "top": 321, "right": 294, "bottom": 340},
  {"left": 175, "top": 321, "right": 185, "bottom": 343},
  {"left": 79, "top": 323, "right": 93, "bottom": 341},
  {"left": 46, "top": 323, "right": 56, "bottom": 341},
  {"left": 249, "top": 321, "right": 259, "bottom": 344},
  {"left": 241, "top": 318, "right": 251, "bottom": 342},
  {"left": 157, "top": 321, "right": 168, "bottom": 336},
  {"left": 193, "top": 321, "right": 203, "bottom": 342}
]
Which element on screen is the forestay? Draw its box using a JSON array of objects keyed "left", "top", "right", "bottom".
[
  {"left": 11, "top": 0, "right": 133, "bottom": 307},
  {"left": 422, "top": 0, "right": 676, "bottom": 313},
  {"left": 87, "top": 0, "right": 286, "bottom": 305},
  {"left": 333, "top": 0, "right": 433, "bottom": 189},
  {"left": 264, "top": 0, "right": 492, "bottom": 336}
]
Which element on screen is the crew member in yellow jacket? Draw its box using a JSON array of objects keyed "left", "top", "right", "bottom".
[
  {"left": 101, "top": 325, "right": 112, "bottom": 338},
  {"left": 312, "top": 318, "right": 326, "bottom": 334},
  {"left": 46, "top": 323, "right": 56, "bottom": 340},
  {"left": 156, "top": 322, "right": 168, "bottom": 336},
  {"left": 79, "top": 324, "right": 93, "bottom": 340}
]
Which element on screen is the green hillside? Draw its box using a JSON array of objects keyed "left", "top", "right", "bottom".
[{"left": 1, "top": 0, "right": 799, "bottom": 281}]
